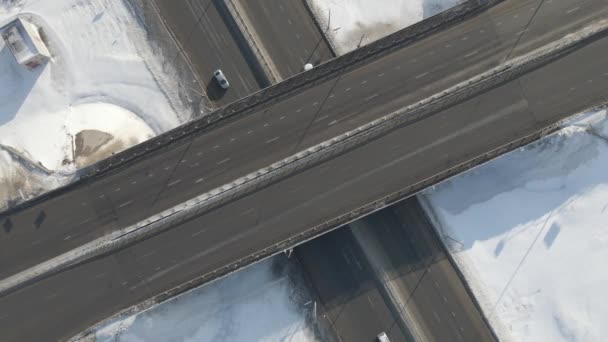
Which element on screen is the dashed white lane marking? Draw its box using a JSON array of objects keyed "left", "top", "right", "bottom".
[
  {"left": 345, "top": 87, "right": 351, "bottom": 92},
  {"left": 360, "top": 80, "right": 368, "bottom": 85},
  {"left": 313, "top": 101, "right": 319, "bottom": 106},
  {"left": 377, "top": 73, "right": 385, "bottom": 77},
  {"left": 190, "top": 162, "right": 200, "bottom": 168},
  {"left": 464, "top": 50, "right": 479, "bottom": 58},
  {"left": 191, "top": 229, "right": 205, "bottom": 238},
  {"left": 247, "top": 130, "right": 254, "bottom": 134},
  {"left": 329, "top": 94, "right": 335, "bottom": 98},
  {"left": 239, "top": 208, "right": 255, "bottom": 216},
  {"left": 213, "top": 145, "right": 220, "bottom": 149},
  {"left": 461, "top": 36, "right": 469, "bottom": 40},
  {"left": 280, "top": 116, "right": 286, "bottom": 120},
  {"left": 287, "top": 19, "right": 292, "bottom": 25},
  {"left": 197, "top": 151, "right": 204, "bottom": 156},
  {"left": 217, "top": 157, "right": 231, "bottom": 165},
  {"left": 445, "top": 43, "right": 452, "bottom": 48},
  {"left": 266, "top": 136, "right": 280, "bottom": 144},
  {"left": 164, "top": 166, "right": 171, "bottom": 170},
  {"left": 433, "top": 310, "right": 441, "bottom": 323},
  {"left": 195, "top": 177, "right": 205, "bottom": 184},
  {"left": 114, "top": 188, "right": 121, "bottom": 192},
  {"left": 78, "top": 217, "right": 91, "bottom": 225},
  {"left": 63, "top": 235, "right": 72, "bottom": 241},
  {"left": 296, "top": 33, "right": 301, "bottom": 40},
  {"left": 566, "top": 6, "right": 580, "bottom": 14},
  {"left": 44, "top": 292, "right": 59, "bottom": 301},
  {"left": 263, "top": 123, "right": 270, "bottom": 127},
  {"left": 167, "top": 179, "right": 181, "bottom": 187},
  {"left": 141, "top": 250, "right": 156, "bottom": 259},
  {"left": 296, "top": 108, "right": 302, "bottom": 113},
  {"left": 130, "top": 180, "right": 137, "bottom": 185},
  {"left": 118, "top": 200, "right": 133, "bottom": 208},
  {"left": 314, "top": 115, "right": 329, "bottom": 123},
  {"left": 415, "top": 72, "right": 429, "bottom": 79},
  {"left": 328, "top": 120, "right": 338, "bottom": 126},
  {"left": 365, "top": 94, "right": 379, "bottom": 101},
  {"left": 94, "top": 272, "right": 107, "bottom": 279},
  {"left": 230, "top": 137, "right": 236, "bottom": 142}
]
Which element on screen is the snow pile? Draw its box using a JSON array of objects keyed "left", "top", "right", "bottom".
[
  {"left": 94, "top": 258, "right": 319, "bottom": 342},
  {"left": 0, "top": 0, "right": 186, "bottom": 207},
  {"left": 309, "top": 0, "right": 465, "bottom": 54},
  {"left": 422, "top": 110, "right": 608, "bottom": 341}
]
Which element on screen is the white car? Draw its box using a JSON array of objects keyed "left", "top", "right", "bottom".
[
  {"left": 213, "top": 69, "right": 229, "bottom": 89},
  {"left": 377, "top": 332, "right": 390, "bottom": 342}
]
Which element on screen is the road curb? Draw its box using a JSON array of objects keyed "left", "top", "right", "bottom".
[{"left": 223, "top": 0, "right": 282, "bottom": 83}]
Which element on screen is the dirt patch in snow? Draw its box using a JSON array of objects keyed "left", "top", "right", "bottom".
[
  {"left": 74, "top": 129, "right": 113, "bottom": 159},
  {"left": 75, "top": 135, "right": 138, "bottom": 168}
]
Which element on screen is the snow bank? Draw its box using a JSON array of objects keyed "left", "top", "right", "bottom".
[
  {"left": 0, "top": 0, "right": 186, "bottom": 206},
  {"left": 93, "top": 258, "right": 319, "bottom": 342},
  {"left": 309, "top": 0, "right": 464, "bottom": 54},
  {"left": 422, "top": 110, "right": 608, "bottom": 341}
]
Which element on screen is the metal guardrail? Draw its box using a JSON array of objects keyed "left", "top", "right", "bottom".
[
  {"left": 5, "top": 17, "right": 607, "bottom": 302},
  {"left": 0, "top": 0, "right": 502, "bottom": 218},
  {"left": 64, "top": 15, "right": 608, "bottom": 342}
]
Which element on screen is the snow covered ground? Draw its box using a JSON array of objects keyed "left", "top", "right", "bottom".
[
  {"left": 0, "top": 0, "right": 186, "bottom": 208},
  {"left": 422, "top": 109, "right": 608, "bottom": 341},
  {"left": 92, "top": 257, "right": 322, "bottom": 342},
  {"left": 308, "top": 0, "right": 464, "bottom": 54}
]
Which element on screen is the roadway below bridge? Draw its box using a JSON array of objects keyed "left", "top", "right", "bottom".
[
  {"left": 297, "top": 197, "right": 496, "bottom": 342},
  {"left": 1, "top": 0, "right": 608, "bottom": 341}
]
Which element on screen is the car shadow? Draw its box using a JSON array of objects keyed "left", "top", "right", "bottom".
[
  {"left": 0, "top": 43, "right": 45, "bottom": 126},
  {"left": 206, "top": 77, "right": 227, "bottom": 102}
]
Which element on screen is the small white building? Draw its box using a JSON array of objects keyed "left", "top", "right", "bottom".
[{"left": 1, "top": 18, "right": 51, "bottom": 70}]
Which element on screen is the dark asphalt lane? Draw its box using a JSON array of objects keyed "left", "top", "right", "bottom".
[
  {"left": 3, "top": 0, "right": 604, "bottom": 282},
  {"left": 296, "top": 228, "right": 409, "bottom": 342},
  {"left": 348, "top": 198, "right": 495, "bottom": 342},
  {"left": 151, "top": 0, "right": 263, "bottom": 105},
  {"left": 238, "top": 0, "right": 335, "bottom": 79},
  {"left": 1, "top": 26, "right": 607, "bottom": 341}
]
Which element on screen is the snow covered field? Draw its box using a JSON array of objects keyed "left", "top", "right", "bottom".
[
  {"left": 0, "top": 0, "right": 186, "bottom": 208},
  {"left": 93, "top": 257, "right": 322, "bottom": 342},
  {"left": 422, "top": 110, "right": 608, "bottom": 341},
  {"left": 309, "top": 0, "right": 464, "bottom": 54}
]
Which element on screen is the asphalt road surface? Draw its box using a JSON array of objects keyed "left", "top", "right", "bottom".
[
  {"left": 1, "top": 1, "right": 608, "bottom": 341},
  {"left": 296, "top": 226, "right": 409, "bottom": 342},
  {"left": 296, "top": 197, "right": 495, "bottom": 342},
  {"left": 2, "top": 27, "right": 608, "bottom": 342},
  {"left": 238, "top": 0, "right": 335, "bottom": 79},
  {"left": 3, "top": 0, "right": 606, "bottom": 282},
  {"left": 151, "top": 0, "right": 263, "bottom": 105}
]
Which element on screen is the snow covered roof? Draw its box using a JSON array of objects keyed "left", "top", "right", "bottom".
[{"left": 1, "top": 18, "right": 50, "bottom": 65}]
